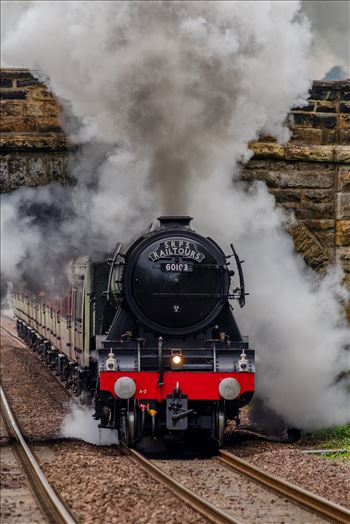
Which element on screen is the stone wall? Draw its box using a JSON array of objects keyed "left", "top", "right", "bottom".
[
  {"left": 242, "top": 80, "right": 350, "bottom": 310},
  {"left": 1, "top": 69, "right": 349, "bottom": 317},
  {"left": 0, "top": 69, "right": 70, "bottom": 191}
]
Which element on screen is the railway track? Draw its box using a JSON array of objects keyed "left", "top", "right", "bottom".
[
  {"left": 1, "top": 323, "right": 28, "bottom": 348},
  {"left": 2, "top": 318, "right": 350, "bottom": 524},
  {"left": 0, "top": 385, "right": 76, "bottom": 524},
  {"left": 2, "top": 321, "right": 230, "bottom": 523},
  {"left": 129, "top": 447, "right": 242, "bottom": 524},
  {"left": 130, "top": 448, "right": 350, "bottom": 524},
  {"left": 217, "top": 450, "right": 350, "bottom": 524}
]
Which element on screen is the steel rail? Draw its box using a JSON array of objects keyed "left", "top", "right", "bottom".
[
  {"left": 1, "top": 320, "right": 239, "bottom": 523},
  {"left": 218, "top": 449, "right": 350, "bottom": 524},
  {"left": 3, "top": 320, "right": 348, "bottom": 523},
  {"left": 128, "top": 448, "right": 244, "bottom": 524},
  {"left": 1, "top": 323, "right": 28, "bottom": 349},
  {"left": 0, "top": 386, "right": 77, "bottom": 524}
]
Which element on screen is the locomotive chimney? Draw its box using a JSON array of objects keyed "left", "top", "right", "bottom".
[{"left": 157, "top": 216, "right": 193, "bottom": 230}]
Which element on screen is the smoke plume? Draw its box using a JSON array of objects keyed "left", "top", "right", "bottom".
[
  {"left": 60, "top": 404, "right": 119, "bottom": 446},
  {"left": 1, "top": 1, "right": 349, "bottom": 431}
]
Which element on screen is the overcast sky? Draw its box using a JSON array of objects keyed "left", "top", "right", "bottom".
[
  {"left": 1, "top": 1, "right": 349, "bottom": 79},
  {"left": 302, "top": 0, "right": 349, "bottom": 78}
]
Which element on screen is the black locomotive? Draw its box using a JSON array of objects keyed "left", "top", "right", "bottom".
[{"left": 14, "top": 216, "right": 255, "bottom": 451}]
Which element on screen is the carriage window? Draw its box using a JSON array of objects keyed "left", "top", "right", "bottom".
[{"left": 73, "top": 273, "right": 84, "bottom": 323}]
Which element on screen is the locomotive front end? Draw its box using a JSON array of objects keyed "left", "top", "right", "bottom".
[{"left": 96, "top": 216, "right": 255, "bottom": 450}]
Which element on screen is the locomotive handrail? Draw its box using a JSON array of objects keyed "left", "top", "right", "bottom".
[
  {"left": 106, "top": 242, "right": 123, "bottom": 303},
  {"left": 152, "top": 292, "right": 228, "bottom": 298},
  {"left": 194, "top": 264, "right": 223, "bottom": 267},
  {"left": 230, "top": 243, "right": 246, "bottom": 308},
  {"left": 102, "top": 344, "right": 249, "bottom": 352}
]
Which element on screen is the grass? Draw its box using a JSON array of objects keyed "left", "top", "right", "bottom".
[{"left": 302, "top": 424, "right": 350, "bottom": 460}]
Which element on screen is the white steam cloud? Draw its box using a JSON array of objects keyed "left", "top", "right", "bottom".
[
  {"left": 1, "top": 1, "right": 349, "bottom": 431},
  {"left": 61, "top": 404, "right": 118, "bottom": 446}
]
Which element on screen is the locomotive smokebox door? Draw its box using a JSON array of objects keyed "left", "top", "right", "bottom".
[
  {"left": 166, "top": 395, "right": 189, "bottom": 430},
  {"left": 122, "top": 215, "right": 230, "bottom": 336}
]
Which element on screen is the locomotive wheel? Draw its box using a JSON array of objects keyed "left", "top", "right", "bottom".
[
  {"left": 215, "top": 400, "right": 225, "bottom": 447},
  {"left": 120, "top": 400, "right": 136, "bottom": 447},
  {"left": 79, "top": 389, "right": 93, "bottom": 406},
  {"left": 127, "top": 404, "right": 136, "bottom": 447}
]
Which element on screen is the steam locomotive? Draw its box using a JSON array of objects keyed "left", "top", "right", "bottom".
[{"left": 13, "top": 216, "right": 255, "bottom": 450}]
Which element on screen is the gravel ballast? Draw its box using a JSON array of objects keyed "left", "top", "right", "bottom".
[
  {"left": 1, "top": 445, "right": 45, "bottom": 524},
  {"left": 1, "top": 314, "right": 348, "bottom": 522},
  {"left": 1, "top": 317, "right": 71, "bottom": 439},
  {"left": 35, "top": 442, "right": 206, "bottom": 524},
  {"left": 226, "top": 434, "right": 350, "bottom": 508},
  {"left": 156, "top": 458, "right": 324, "bottom": 524},
  {"left": 0, "top": 317, "right": 206, "bottom": 523}
]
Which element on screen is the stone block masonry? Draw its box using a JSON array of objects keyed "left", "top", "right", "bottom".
[
  {"left": 1, "top": 70, "right": 349, "bottom": 318},
  {"left": 241, "top": 80, "right": 350, "bottom": 319},
  {"left": 0, "top": 69, "right": 70, "bottom": 192}
]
